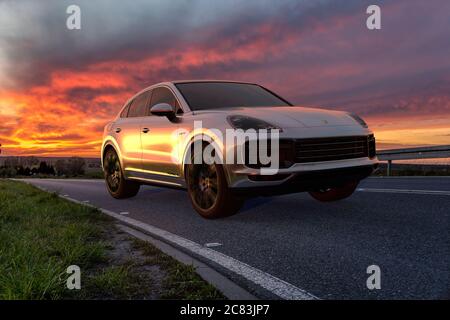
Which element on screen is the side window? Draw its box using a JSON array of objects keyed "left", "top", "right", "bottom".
[
  {"left": 128, "top": 91, "right": 151, "bottom": 117},
  {"left": 149, "top": 87, "right": 182, "bottom": 114}
]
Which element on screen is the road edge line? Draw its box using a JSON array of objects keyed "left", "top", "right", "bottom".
[
  {"left": 357, "top": 188, "right": 450, "bottom": 195},
  {"left": 25, "top": 181, "right": 318, "bottom": 300},
  {"left": 97, "top": 204, "right": 317, "bottom": 300}
]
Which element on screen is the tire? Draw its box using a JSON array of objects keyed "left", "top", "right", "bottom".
[
  {"left": 103, "top": 148, "right": 140, "bottom": 199},
  {"left": 308, "top": 180, "right": 359, "bottom": 202},
  {"left": 185, "top": 147, "right": 244, "bottom": 219}
]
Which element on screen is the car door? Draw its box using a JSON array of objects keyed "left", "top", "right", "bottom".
[
  {"left": 140, "top": 86, "right": 182, "bottom": 178},
  {"left": 113, "top": 91, "right": 151, "bottom": 177}
]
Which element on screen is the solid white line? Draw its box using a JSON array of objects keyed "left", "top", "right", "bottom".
[
  {"left": 357, "top": 188, "right": 450, "bottom": 196},
  {"left": 24, "top": 178, "right": 104, "bottom": 183},
  {"left": 104, "top": 209, "right": 317, "bottom": 300},
  {"left": 205, "top": 242, "right": 222, "bottom": 248},
  {"left": 368, "top": 176, "right": 450, "bottom": 179},
  {"left": 53, "top": 193, "right": 318, "bottom": 300}
]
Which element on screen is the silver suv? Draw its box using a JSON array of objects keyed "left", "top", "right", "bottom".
[{"left": 102, "top": 81, "right": 378, "bottom": 219}]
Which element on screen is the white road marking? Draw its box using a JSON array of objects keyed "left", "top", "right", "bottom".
[
  {"left": 357, "top": 188, "right": 450, "bottom": 196},
  {"left": 100, "top": 209, "right": 317, "bottom": 300},
  {"left": 205, "top": 242, "right": 222, "bottom": 248},
  {"left": 34, "top": 187, "right": 317, "bottom": 300},
  {"left": 119, "top": 211, "right": 130, "bottom": 215},
  {"left": 63, "top": 194, "right": 69, "bottom": 197},
  {"left": 83, "top": 200, "right": 90, "bottom": 203}
]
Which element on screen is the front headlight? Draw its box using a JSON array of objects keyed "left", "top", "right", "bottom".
[
  {"left": 227, "top": 115, "right": 281, "bottom": 131},
  {"left": 348, "top": 113, "right": 368, "bottom": 128}
]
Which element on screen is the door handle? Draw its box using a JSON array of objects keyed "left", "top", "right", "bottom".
[
  {"left": 142, "top": 128, "right": 150, "bottom": 133},
  {"left": 115, "top": 128, "right": 121, "bottom": 133}
]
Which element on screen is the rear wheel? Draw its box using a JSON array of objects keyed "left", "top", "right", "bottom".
[
  {"left": 103, "top": 148, "right": 140, "bottom": 199},
  {"left": 186, "top": 149, "right": 244, "bottom": 219},
  {"left": 308, "top": 181, "right": 359, "bottom": 202}
]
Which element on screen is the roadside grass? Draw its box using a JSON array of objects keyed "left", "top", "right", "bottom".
[
  {"left": 0, "top": 179, "right": 224, "bottom": 300},
  {"left": 132, "top": 239, "right": 223, "bottom": 300},
  {"left": 13, "top": 168, "right": 105, "bottom": 180}
]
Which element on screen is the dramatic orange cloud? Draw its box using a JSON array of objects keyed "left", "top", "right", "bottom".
[{"left": 0, "top": 18, "right": 310, "bottom": 157}]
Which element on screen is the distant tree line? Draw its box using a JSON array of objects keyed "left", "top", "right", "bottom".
[
  {"left": 0, "top": 157, "right": 86, "bottom": 178},
  {"left": 55, "top": 158, "right": 86, "bottom": 176}
]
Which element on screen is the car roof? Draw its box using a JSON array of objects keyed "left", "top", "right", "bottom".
[
  {"left": 170, "top": 80, "right": 258, "bottom": 85},
  {"left": 138, "top": 80, "right": 260, "bottom": 93}
]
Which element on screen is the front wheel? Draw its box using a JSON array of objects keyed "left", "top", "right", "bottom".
[
  {"left": 103, "top": 148, "right": 140, "bottom": 199},
  {"left": 186, "top": 161, "right": 244, "bottom": 219},
  {"left": 308, "top": 181, "right": 359, "bottom": 202}
]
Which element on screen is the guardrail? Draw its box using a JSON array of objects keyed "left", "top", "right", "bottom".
[{"left": 377, "top": 145, "right": 450, "bottom": 176}]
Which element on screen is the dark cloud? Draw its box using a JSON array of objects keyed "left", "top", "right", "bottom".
[
  {"left": 0, "top": 0, "right": 378, "bottom": 87},
  {"left": 36, "top": 123, "right": 63, "bottom": 133},
  {"left": 63, "top": 86, "right": 124, "bottom": 102}
]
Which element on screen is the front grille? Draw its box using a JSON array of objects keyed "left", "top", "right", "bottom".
[
  {"left": 242, "top": 135, "right": 376, "bottom": 169},
  {"left": 294, "top": 135, "right": 375, "bottom": 163}
]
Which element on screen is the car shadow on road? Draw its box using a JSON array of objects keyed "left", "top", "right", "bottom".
[
  {"left": 239, "top": 197, "right": 274, "bottom": 213},
  {"left": 134, "top": 185, "right": 365, "bottom": 227},
  {"left": 233, "top": 193, "right": 367, "bottom": 223}
]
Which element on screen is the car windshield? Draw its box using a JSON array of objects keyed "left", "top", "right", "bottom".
[{"left": 175, "top": 82, "right": 291, "bottom": 111}]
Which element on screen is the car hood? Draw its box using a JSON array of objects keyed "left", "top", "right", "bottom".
[{"left": 192, "top": 106, "right": 357, "bottom": 128}]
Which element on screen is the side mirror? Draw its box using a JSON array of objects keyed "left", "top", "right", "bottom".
[{"left": 150, "top": 103, "right": 176, "bottom": 118}]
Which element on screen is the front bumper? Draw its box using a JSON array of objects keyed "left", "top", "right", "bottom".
[
  {"left": 220, "top": 126, "right": 378, "bottom": 194},
  {"left": 229, "top": 161, "right": 378, "bottom": 196},
  {"left": 226, "top": 154, "right": 378, "bottom": 192}
]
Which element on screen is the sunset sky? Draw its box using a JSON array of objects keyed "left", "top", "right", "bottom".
[{"left": 0, "top": 0, "right": 449, "bottom": 157}]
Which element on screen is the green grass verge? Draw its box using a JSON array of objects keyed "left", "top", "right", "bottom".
[
  {"left": 0, "top": 179, "right": 224, "bottom": 300},
  {"left": 132, "top": 239, "right": 223, "bottom": 300}
]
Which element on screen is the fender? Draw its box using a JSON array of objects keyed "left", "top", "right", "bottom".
[
  {"left": 101, "top": 136, "right": 123, "bottom": 170},
  {"left": 180, "top": 130, "right": 229, "bottom": 182}
]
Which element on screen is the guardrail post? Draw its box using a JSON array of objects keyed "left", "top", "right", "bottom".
[{"left": 387, "top": 160, "right": 392, "bottom": 176}]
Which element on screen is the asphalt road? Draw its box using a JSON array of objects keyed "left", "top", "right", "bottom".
[{"left": 24, "top": 177, "right": 450, "bottom": 299}]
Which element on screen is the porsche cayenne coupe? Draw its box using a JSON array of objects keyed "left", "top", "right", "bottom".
[{"left": 102, "top": 81, "right": 378, "bottom": 219}]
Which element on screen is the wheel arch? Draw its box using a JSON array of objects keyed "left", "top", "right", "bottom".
[
  {"left": 181, "top": 133, "right": 231, "bottom": 184},
  {"left": 101, "top": 139, "right": 123, "bottom": 170}
]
